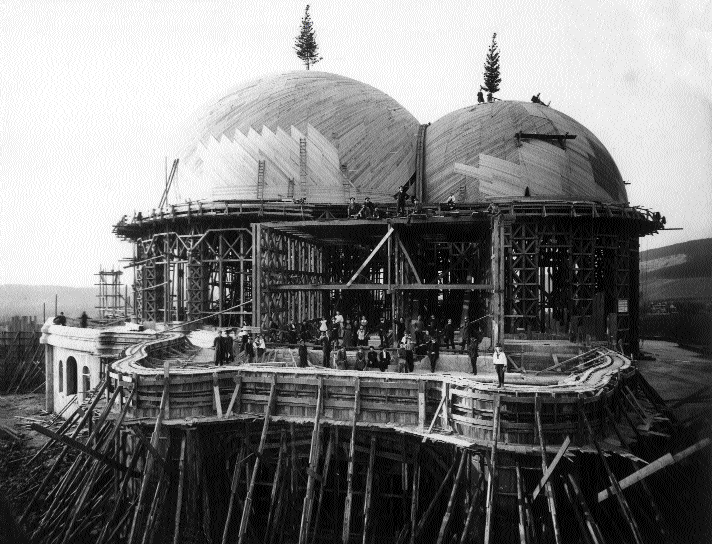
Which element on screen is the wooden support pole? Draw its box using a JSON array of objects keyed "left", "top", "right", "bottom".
[
  {"left": 222, "top": 442, "right": 248, "bottom": 544},
  {"left": 414, "top": 450, "right": 459, "bottom": 540},
  {"left": 128, "top": 382, "right": 168, "bottom": 544},
  {"left": 418, "top": 381, "right": 426, "bottom": 430},
  {"left": 422, "top": 393, "right": 446, "bottom": 442},
  {"left": 342, "top": 377, "right": 361, "bottom": 544},
  {"left": 598, "top": 437, "right": 710, "bottom": 502},
  {"left": 213, "top": 372, "right": 223, "bottom": 417},
  {"left": 226, "top": 375, "right": 243, "bottom": 416},
  {"left": 436, "top": 451, "right": 468, "bottom": 544},
  {"left": 361, "top": 434, "right": 377, "bottom": 544},
  {"left": 562, "top": 477, "right": 595, "bottom": 544},
  {"left": 535, "top": 397, "right": 562, "bottom": 544},
  {"left": 266, "top": 431, "right": 287, "bottom": 543},
  {"left": 566, "top": 472, "right": 606, "bottom": 544},
  {"left": 299, "top": 377, "right": 324, "bottom": 544},
  {"left": 515, "top": 462, "right": 528, "bottom": 544},
  {"left": 531, "top": 435, "right": 571, "bottom": 501},
  {"left": 582, "top": 412, "right": 644, "bottom": 544},
  {"left": 396, "top": 234, "right": 423, "bottom": 284},
  {"left": 483, "top": 395, "right": 501, "bottom": 544},
  {"left": 238, "top": 376, "right": 277, "bottom": 544},
  {"left": 172, "top": 435, "right": 187, "bottom": 544},
  {"left": 408, "top": 447, "right": 420, "bottom": 544},
  {"left": 310, "top": 429, "right": 335, "bottom": 544},
  {"left": 458, "top": 472, "right": 484, "bottom": 544}
]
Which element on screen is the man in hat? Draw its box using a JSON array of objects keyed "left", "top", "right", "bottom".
[{"left": 213, "top": 330, "right": 226, "bottom": 366}]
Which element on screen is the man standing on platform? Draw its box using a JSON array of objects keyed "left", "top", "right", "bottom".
[
  {"left": 378, "top": 346, "right": 391, "bottom": 372},
  {"left": 443, "top": 319, "right": 455, "bottom": 350},
  {"left": 401, "top": 333, "right": 415, "bottom": 373},
  {"left": 468, "top": 338, "right": 479, "bottom": 375},
  {"left": 298, "top": 339, "right": 309, "bottom": 368},
  {"left": 213, "top": 330, "right": 226, "bottom": 366},
  {"left": 493, "top": 343, "right": 507, "bottom": 387},
  {"left": 427, "top": 336, "right": 439, "bottom": 373},
  {"left": 460, "top": 317, "right": 471, "bottom": 353}
]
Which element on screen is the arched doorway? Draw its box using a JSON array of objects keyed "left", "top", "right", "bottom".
[{"left": 66, "top": 357, "right": 78, "bottom": 395}]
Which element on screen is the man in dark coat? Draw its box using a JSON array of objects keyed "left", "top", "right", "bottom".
[
  {"left": 396, "top": 185, "right": 408, "bottom": 216},
  {"left": 355, "top": 347, "right": 367, "bottom": 371},
  {"left": 80, "top": 312, "right": 88, "bottom": 328},
  {"left": 443, "top": 319, "right": 455, "bottom": 350},
  {"left": 367, "top": 346, "right": 379, "bottom": 369},
  {"left": 347, "top": 197, "right": 358, "bottom": 218},
  {"left": 427, "top": 337, "right": 440, "bottom": 373},
  {"left": 468, "top": 338, "right": 479, "bottom": 375},
  {"left": 378, "top": 347, "right": 391, "bottom": 372},
  {"left": 460, "top": 318, "right": 471, "bottom": 353},
  {"left": 223, "top": 331, "right": 234, "bottom": 364},
  {"left": 244, "top": 334, "right": 255, "bottom": 364},
  {"left": 298, "top": 340, "right": 309, "bottom": 367},
  {"left": 320, "top": 333, "right": 331, "bottom": 367},
  {"left": 213, "top": 330, "right": 226, "bottom": 366}
]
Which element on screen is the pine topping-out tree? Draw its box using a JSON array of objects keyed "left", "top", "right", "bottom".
[
  {"left": 483, "top": 33, "right": 501, "bottom": 94},
  {"left": 294, "top": 5, "right": 323, "bottom": 70}
]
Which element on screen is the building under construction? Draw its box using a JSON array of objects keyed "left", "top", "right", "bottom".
[{"left": 28, "top": 71, "right": 710, "bottom": 544}]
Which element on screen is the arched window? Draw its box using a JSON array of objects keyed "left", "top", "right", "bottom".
[
  {"left": 66, "top": 357, "right": 78, "bottom": 395},
  {"left": 82, "top": 366, "right": 91, "bottom": 395},
  {"left": 58, "top": 360, "right": 64, "bottom": 393}
]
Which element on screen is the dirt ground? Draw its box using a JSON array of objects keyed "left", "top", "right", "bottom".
[{"left": 0, "top": 394, "right": 51, "bottom": 449}]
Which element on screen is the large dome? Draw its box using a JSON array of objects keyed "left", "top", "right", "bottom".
[
  {"left": 171, "top": 71, "right": 420, "bottom": 204},
  {"left": 424, "top": 101, "right": 627, "bottom": 204}
]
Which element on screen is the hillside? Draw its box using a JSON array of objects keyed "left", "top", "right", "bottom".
[
  {"left": 0, "top": 284, "right": 96, "bottom": 321},
  {"left": 640, "top": 238, "right": 712, "bottom": 302}
]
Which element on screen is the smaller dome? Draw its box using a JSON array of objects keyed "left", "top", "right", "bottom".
[{"left": 424, "top": 101, "right": 627, "bottom": 204}]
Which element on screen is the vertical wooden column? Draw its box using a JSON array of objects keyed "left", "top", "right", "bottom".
[
  {"left": 342, "top": 377, "right": 361, "bottom": 544},
  {"left": 535, "top": 396, "right": 562, "bottom": 544},
  {"left": 164, "top": 235, "right": 171, "bottom": 326},
  {"left": 491, "top": 214, "right": 504, "bottom": 346},
  {"left": 484, "top": 394, "right": 501, "bottom": 544},
  {"left": 252, "top": 223, "right": 262, "bottom": 330}
]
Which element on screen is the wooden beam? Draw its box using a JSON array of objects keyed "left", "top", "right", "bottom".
[
  {"left": 238, "top": 376, "right": 277, "bottom": 544},
  {"left": 29, "top": 424, "right": 138, "bottom": 477},
  {"left": 346, "top": 227, "right": 394, "bottom": 287},
  {"left": 531, "top": 436, "right": 571, "bottom": 501},
  {"left": 515, "top": 462, "right": 527, "bottom": 544},
  {"left": 213, "top": 372, "right": 223, "bottom": 417},
  {"left": 562, "top": 477, "right": 595, "bottom": 544},
  {"left": 172, "top": 436, "right": 187, "bottom": 544},
  {"left": 436, "top": 451, "right": 468, "bottom": 544},
  {"left": 598, "top": 438, "right": 710, "bottom": 502},
  {"left": 566, "top": 472, "right": 606, "bottom": 544},
  {"left": 535, "top": 397, "right": 562, "bottom": 544},
  {"left": 483, "top": 394, "right": 501, "bottom": 544},
  {"left": 342, "top": 377, "right": 361, "bottom": 543},
  {"left": 396, "top": 234, "right": 422, "bottom": 284},
  {"left": 270, "top": 283, "right": 492, "bottom": 291},
  {"left": 458, "top": 472, "right": 483, "bottom": 544},
  {"left": 408, "top": 447, "right": 420, "bottom": 544},
  {"left": 414, "top": 451, "right": 459, "bottom": 540},
  {"left": 362, "top": 435, "right": 377, "bottom": 544},
  {"left": 299, "top": 377, "right": 324, "bottom": 544},
  {"left": 582, "top": 412, "right": 644, "bottom": 544},
  {"left": 310, "top": 430, "right": 335, "bottom": 544},
  {"left": 225, "top": 375, "right": 243, "bottom": 417},
  {"left": 266, "top": 431, "right": 287, "bottom": 543}
]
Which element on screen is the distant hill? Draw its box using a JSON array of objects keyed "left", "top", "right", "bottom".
[
  {"left": 640, "top": 238, "right": 712, "bottom": 302},
  {"left": 0, "top": 284, "right": 97, "bottom": 322}
]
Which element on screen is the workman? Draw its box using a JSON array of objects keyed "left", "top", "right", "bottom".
[{"left": 493, "top": 343, "right": 507, "bottom": 387}]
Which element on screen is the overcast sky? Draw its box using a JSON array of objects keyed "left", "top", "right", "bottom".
[{"left": 1, "top": 0, "right": 710, "bottom": 287}]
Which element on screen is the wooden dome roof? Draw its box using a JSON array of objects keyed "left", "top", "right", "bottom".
[
  {"left": 423, "top": 101, "right": 627, "bottom": 204},
  {"left": 172, "top": 71, "right": 420, "bottom": 204}
]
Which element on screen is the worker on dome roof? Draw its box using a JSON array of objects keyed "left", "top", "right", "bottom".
[
  {"left": 395, "top": 185, "right": 408, "bottom": 216},
  {"left": 347, "top": 197, "right": 358, "bottom": 218}
]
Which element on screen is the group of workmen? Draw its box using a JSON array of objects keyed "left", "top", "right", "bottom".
[
  {"left": 213, "top": 328, "right": 266, "bottom": 366},
  {"left": 215, "top": 312, "right": 509, "bottom": 387},
  {"left": 346, "top": 185, "right": 460, "bottom": 220}
]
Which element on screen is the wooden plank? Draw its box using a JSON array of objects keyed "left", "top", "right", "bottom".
[
  {"left": 515, "top": 462, "right": 527, "bottom": 544},
  {"left": 408, "top": 448, "right": 420, "bottom": 544},
  {"left": 213, "top": 372, "right": 223, "bottom": 417},
  {"left": 361, "top": 435, "right": 377, "bottom": 544},
  {"left": 531, "top": 435, "right": 571, "bottom": 501},
  {"left": 342, "top": 377, "right": 361, "bottom": 543},
  {"left": 582, "top": 412, "right": 643, "bottom": 544},
  {"left": 436, "top": 451, "right": 467, "bottom": 544},
  {"left": 597, "top": 438, "right": 710, "bottom": 502},
  {"left": 566, "top": 473, "right": 606, "bottom": 544},
  {"left": 535, "top": 397, "right": 562, "bottom": 544},
  {"left": 458, "top": 472, "right": 483, "bottom": 544},
  {"left": 237, "top": 376, "right": 277, "bottom": 544},
  {"left": 310, "top": 430, "right": 334, "bottom": 544},
  {"left": 225, "top": 376, "right": 243, "bottom": 416},
  {"left": 483, "top": 395, "right": 501, "bottom": 544},
  {"left": 396, "top": 234, "right": 422, "bottom": 284},
  {"left": 413, "top": 451, "right": 458, "bottom": 540},
  {"left": 298, "top": 377, "right": 324, "bottom": 544},
  {"left": 270, "top": 283, "right": 492, "bottom": 291},
  {"left": 418, "top": 381, "right": 426, "bottom": 430},
  {"left": 172, "top": 436, "right": 187, "bottom": 544}
]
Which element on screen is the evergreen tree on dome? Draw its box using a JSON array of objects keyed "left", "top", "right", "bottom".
[
  {"left": 482, "top": 33, "right": 501, "bottom": 95},
  {"left": 294, "top": 5, "right": 323, "bottom": 70}
]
